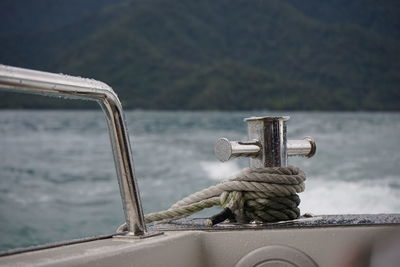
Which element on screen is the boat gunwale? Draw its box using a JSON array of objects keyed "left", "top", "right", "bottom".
[{"left": 1, "top": 213, "right": 399, "bottom": 258}]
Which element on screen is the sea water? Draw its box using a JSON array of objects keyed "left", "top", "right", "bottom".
[{"left": 0, "top": 110, "right": 399, "bottom": 251}]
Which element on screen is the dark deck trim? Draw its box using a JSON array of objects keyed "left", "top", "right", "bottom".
[{"left": 150, "top": 214, "right": 400, "bottom": 231}]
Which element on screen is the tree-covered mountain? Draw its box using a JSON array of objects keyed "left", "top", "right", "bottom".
[
  {"left": 0, "top": 0, "right": 399, "bottom": 110},
  {"left": 285, "top": 0, "right": 400, "bottom": 39}
]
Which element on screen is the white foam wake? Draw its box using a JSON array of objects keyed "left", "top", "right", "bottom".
[
  {"left": 300, "top": 177, "right": 400, "bottom": 214},
  {"left": 200, "top": 161, "right": 241, "bottom": 181}
]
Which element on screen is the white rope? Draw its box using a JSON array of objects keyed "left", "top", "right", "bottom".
[{"left": 117, "top": 166, "right": 305, "bottom": 232}]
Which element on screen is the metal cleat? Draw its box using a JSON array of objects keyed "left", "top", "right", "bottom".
[{"left": 215, "top": 116, "right": 316, "bottom": 167}]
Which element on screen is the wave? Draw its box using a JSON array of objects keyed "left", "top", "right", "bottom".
[
  {"left": 300, "top": 177, "right": 400, "bottom": 214},
  {"left": 200, "top": 161, "right": 241, "bottom": 181}
]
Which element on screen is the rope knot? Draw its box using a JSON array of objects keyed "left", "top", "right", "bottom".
[
  {"left": 210, "top": 166, "right": 305, "bottom": 225},
  {"left": 118, "top": 166, "right": 306, "bottom": 232}
]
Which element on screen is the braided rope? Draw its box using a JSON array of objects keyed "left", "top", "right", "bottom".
[{"left": 117, "top": 166, "right": 305, "bottom": 232}]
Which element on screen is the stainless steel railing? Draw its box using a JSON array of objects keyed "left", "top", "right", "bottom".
[{"left": 0, "top": 64, "right": 150, "bottom": 238}]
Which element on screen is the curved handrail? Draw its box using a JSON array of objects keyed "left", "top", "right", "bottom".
[{"left": 0, "top": 64, "right": 147, "bottom": 237}]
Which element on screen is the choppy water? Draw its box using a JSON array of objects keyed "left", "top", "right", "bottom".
[{"left": 0, "top": 110, "right": 399, "bottom": 251}]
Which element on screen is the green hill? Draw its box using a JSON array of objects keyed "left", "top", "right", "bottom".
[
  {"left": 285, "top": 0, "right": 400, "bottom": 39},
  {"left": 0, "top": 0, "right": 399, "bottom": 110}
]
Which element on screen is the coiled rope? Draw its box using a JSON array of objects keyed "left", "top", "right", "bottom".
[{"left": 118, "top": 166, "right": 305, "bottom": 232}]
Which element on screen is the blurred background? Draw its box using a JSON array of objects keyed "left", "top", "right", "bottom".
[
  {"left": 0, "top": 0, "right": 399, "bottom": 252},
  {"left": 0, "top": 0, "right": 399, "bottom": 110}
]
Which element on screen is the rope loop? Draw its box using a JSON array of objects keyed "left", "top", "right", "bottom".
[
  {"left": 216, "top": 166, "right": 304, "bottom": 224},
  {"left": 117, "top": 166, "right": 306, "bottom": 232}
]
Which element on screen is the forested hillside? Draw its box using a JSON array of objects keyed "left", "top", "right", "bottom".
[{"left": 0, "top": 0, "right": 399, "bottom": 110}]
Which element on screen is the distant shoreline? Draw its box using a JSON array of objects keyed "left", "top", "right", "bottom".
[{"left": 0, "top": 108, "right": 398, "bottom": 112}]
